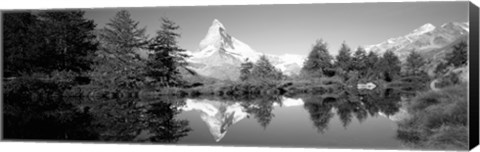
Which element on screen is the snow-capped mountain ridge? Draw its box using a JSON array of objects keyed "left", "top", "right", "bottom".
[
  {"left": 411, "top": 23, "right": 436, "bottom": 35},
  {"left": 187, "top": 19, "right": 304, "bottom": 80},
  {"left": 364, "top": 22, "right": 469, "bottom": 61}
]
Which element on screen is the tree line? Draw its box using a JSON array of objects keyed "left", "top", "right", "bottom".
[
  {"left": 4, "top": 9, "right": 189, "bottom": 91},
  {"left": 299, "top": 39, "right": 418, "bottom": 83}
]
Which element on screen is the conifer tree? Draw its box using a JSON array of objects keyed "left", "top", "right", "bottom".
[
  {"left": 365, "top": 51, "right": 380, "bottom": 78},
  {"left": 378, "top": 50, "right": 401, "bottom": 81},
  {"left": 146, "top": 17, "right": 189, "bottom": 87},
  {"left": 335, "top": 42, "right": 352, "bottom": 71},
  {"left": 4, "top": 11, "right": 97, "bottom": 77},
  {"left": 301, "top": 39, "right": 333, "bottom": 78},
  {"left": 445, "top": 41, "right": 468, "bottom": 67},
  {"left": 251, "top": 55, "right": 283, "bottom": 84},
  {"left": 352, "top": 47, "right": 367, "bottom": 72},
  {"left": 365, "top": 51, "right": 379, "bottom": 68},
  {"left": 92, "top": 10, "right": 147, "bottom": 88},
  {"left": 404, "top": 50, "right": 426, "bottom": 76},
  {"left": 100, "top": 10, "right": 146, "bottom": 55},
  {"left": 40, "top": 11, "right": 98, "bottom": 76},
  {"left": 3, "top": 12, "right": 43, "bottom": 77}
]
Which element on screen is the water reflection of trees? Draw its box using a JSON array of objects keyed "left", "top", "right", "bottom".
[
  {"left": 302, "top": 96, "right": 334, "bottom": 133},
  {"left": 301, "top": 87, "right": 404, "bottom": 133},
  {"left": 88, "top": 98, "right": 191, "bottom": 142},
  {"left": 4, "top": 97, "right": 99, "bottom": 140},
  {"left": 241, "top": 96, "right": 282, "bottom": 129},
  {"left": 4, "top": 95, "right": 191, "bottom": 142},
  {"left": 232, "top": 87, "right": 406, "bottom": 132}
]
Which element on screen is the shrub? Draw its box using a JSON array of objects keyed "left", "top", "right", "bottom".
[{"left": 397, "top": 84, "right": 468, "bottom": 150}]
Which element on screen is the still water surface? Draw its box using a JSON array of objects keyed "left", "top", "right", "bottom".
[
  {"left": 4, "top": 88, "right": 412, "bottom": 149},
  {"left": 174, "top": 96, "right": 407, "bottom": 149}
]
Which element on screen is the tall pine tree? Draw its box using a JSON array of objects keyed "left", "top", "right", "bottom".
[
  {"left": 445, "top": 41, "right": 468, "bottom": 68},
  {"left": 3, "top": 11, "right": 97, "bottom": 78},
  {"left": 3, "top": 12, "right": 43, "bottom": 77},
  {"left": 146, "top": 17, "right": 189, "bottom": 87},
  {"left": 404, "top": 50, "right": 426, "bottom": 76},
  {"left": 378, "top": 50, "right": 401, "bottom": 81},
  {"left": 301, "top": 39, "right": 333, "bottom": 78},
  {"left": 100, "top": 10, "right": 146, "bottom": 55},
  {"left": 335, "top": 41, "right": 352, "bottom": 71},
  {"left": 92, "top": 10, "right": 147, "bottom": 88},
  {"left": 352, "top": 47, "right": 367, "bottom": 72},
  {"left": 365, "top": 51, "right": 380, "bottom": 78},
  {"left": 250, "top": 55, "right": 283, "bottom": 85},
  {"left": 38, "top": 11, "right": 98, "bottom": 74}
]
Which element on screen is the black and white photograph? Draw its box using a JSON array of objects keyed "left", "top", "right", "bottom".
[{"left": 1, "top": 1, "right": 478, "bottom": 151}]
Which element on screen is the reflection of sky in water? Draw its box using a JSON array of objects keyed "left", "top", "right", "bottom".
[{"left": 177, "top": 96, "right": 406, "bottom": 149}]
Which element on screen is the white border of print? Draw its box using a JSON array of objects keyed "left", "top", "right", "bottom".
[{"left": 0, "top": 0, "right": 478, "bottom": 152}]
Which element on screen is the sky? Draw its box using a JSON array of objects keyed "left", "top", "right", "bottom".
[{"left": 84, "top": 1, "right": 469, "bottom": 56}]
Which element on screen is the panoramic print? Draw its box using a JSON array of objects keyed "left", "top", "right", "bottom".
[{"left": 2, "top": 1, "right": 471, "bottom": 150}]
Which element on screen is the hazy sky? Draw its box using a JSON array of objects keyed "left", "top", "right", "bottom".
[{"left": 84, "top": 2, "right": 468, "bottom": 56}]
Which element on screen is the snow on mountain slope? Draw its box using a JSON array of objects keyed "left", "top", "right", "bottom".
[
  {"left": 187, "top": 19, "right": 304, "bottom": 80},
  {"left": 364, "top": 22, "right": 469, "bottom": 62}
]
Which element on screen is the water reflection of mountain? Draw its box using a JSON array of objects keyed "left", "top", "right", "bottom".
[
  {"left": 180, "top": 96, "right": 306, "bottom": 142},
  {"left": 180, "top": 99, "right": 249, "bottom": 142},
  {"left": 178, "top": 88, "right": 409, "bottom": 142}
]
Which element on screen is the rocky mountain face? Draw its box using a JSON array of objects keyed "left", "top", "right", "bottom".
[
  {"left": 186, "top": 19, "right": 304, "bottom": 80},
  {"left": 364, "top": 22, "right": 469, "bottom": 62}
]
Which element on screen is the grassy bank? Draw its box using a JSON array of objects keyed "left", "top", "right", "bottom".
[{"left": 396, "top": 83, "right": 468, "bottom": 150}]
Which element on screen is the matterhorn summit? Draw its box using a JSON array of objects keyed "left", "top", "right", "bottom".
[
  {"left": 198, "top": 19, "right": 226, "bottom": 50},
  {"left": 199, "top": 19, "right": 230, "bottom": 51},
  {"left": 187, "top": 19, "right": 304, "bottom": 80}
]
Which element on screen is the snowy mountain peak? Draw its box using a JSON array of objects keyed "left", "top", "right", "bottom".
[
  {"left": 187, "top": 19, "right": 305, "bottom": 80},
  {"left": 411, "top": 23, "right": 436, "bottom": 35},
  {"left": 212, "top": 19, "right": 225, "bottom": 29},
  {"left": 199, "top": 19, "right": 229, "bottom": 51}
]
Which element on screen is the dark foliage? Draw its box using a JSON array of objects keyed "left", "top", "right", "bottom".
[
  {"left": 335, "top": 42, "right": 353, "bottom": 71},
  {"left": 301, "top": 39, "right": 333, "bottom": 78},
  {"left": 404, "top": 50, "right": 426, "bottom": 76},
  {"left": 145, "top": 18, "right": 190, "bottom": 87},
  {"left": 3, "top": 11, "right": 97, "bottom": 77},
  {"left": 91, "top": 9, "right": 147, "bottom": 89},
  {"left": 445, "top": 41, "right": 468, "bottom": 68}
]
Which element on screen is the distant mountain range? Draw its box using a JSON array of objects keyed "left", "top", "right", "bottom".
[
  {"left": 364, "top": 22, "right": 469, "bottom": 61},
  {"left": 185, "top": 19, "right": 469, "bottom": 80}
]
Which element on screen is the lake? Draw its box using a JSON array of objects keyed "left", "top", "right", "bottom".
[
  {"left": 172, "top": 95, "right": 409, "bottom": 149},
  {"left": 3, "top": 88, "right": 414, "bottom": 149}
]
